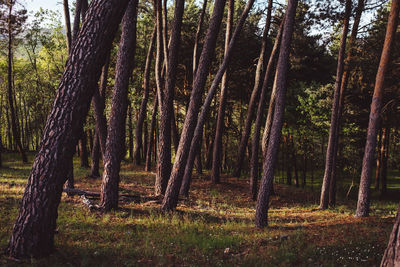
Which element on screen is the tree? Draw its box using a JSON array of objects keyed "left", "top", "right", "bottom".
[
  {"left": 161, "top": 0, "right": 227, "bottom": 210},
  {"left": 6, "top": 0, "right": 130, "bottom": 258},
  {"left": 255, "top": 0, "right": 297, "bottom": 228},
  {"left": 145, "top": 95, "right": 158, "bottom": 171},
  {"left": 211, "top": 0, "right": 234, "bottom": 184},
  {"left": 356, "top": 0, "right": 399, "bottom": 217},
  {"left": 234, "top": 0, "right": 273, "bottom": 178},
  {"left": 319, "top": 0, "right": 352, "bottom": 210},
  {"left": 63, "top": 0, "right": 72, "bottom": 53},
  {"left": 0, "top": 0, "right": 28, "bottom": 163},
  {"left": 381, "top": 204, "right": 400, "bottom": 266},
  {"left": 100, "top": 0, "right": 138, "bottom": 211},
  {"left": 133, "top": 26, "right": 156, "bottom": 165}
]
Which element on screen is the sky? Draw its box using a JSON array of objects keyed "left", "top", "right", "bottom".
[{"left": 24, "top": 0, "right": 64, "bottom": 15}]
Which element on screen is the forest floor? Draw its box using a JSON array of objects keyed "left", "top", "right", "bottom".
[{"left": 0, "top": 153, "right": 398, "bottom": 266}]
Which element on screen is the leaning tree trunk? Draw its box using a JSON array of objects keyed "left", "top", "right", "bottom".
[
  {"left": 234, "top": 0, "right": 273, "bottom": 178},
  {"left": 356, "top": 0, "right": 399, "bottom": 217},
  {"left": 255, "top": 0, "right": 297, "bottom": 228},
  {"left": 381, "top": 203, "right": 400, "bottom": 267},
  {"left": 211, "top": 0, "right": 234, "bottom": 184},
  {"left": 249, "top": 18, "right": 283, "bottom": 200},
  {"left": 6, "top": 0, "right": 130, "bottom": 259},
  {"left": 155, "top": 0, "right": 185, "bottom": 196},
  {"left": 133, "top": 26, "right": 156, "bottom": 165},
  {"left": 100, "top": 0, "right": 138, "bottom": 211},
  {"left": 319, "top": 0, "right": 351, "bottom": 210},
  {"left": 7, "top": 4, "right": 27, "bottom": 163},
  {"left": 179, "top": 0, "right": 256, "bottom": 197},
  {"left": 161, "top": 0, "right": 227, "bottom": 210},
  {"left": 193, "top": 0, "right": 208, "bottom": 76},
  {"left": 63, "top": 0, "right": 72, "bottom": 53}
]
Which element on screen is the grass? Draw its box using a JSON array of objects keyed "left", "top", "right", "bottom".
[{"left": 0, "top": 152, "right": 398, "bottom": 266}]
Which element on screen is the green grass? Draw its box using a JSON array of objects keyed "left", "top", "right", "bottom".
[{"left": 0, "top": 152, "right": 398, "bottom": 266}]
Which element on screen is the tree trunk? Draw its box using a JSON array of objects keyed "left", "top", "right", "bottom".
[
  {"left": 178, "top": 0, "right": 256, "bottom": 197},
  {"left": 79, "top": 129, "right": 89, "bottom": 168},
  {"left": 7, "top": 3, "right": 27, "bottom": 163},
  {"left": 193, "top": 0, "right": 208, "bottom": 76},
  {"left": 375, "top": 127, "right": 383, "bottom": 190},
  {"left": 63, "top": 0, "right": 72, "bottom": 53},
  {"left": 381, "top": 203, "right": 400, "bottom": 267},
  {"left": 100, "top": 0, "right": 138, "bottom": 211},
  {"left": 146, "top": 96, "right": 158, "bottom": 172},
  {"left": 6, "top": 0, "right": 130, "bottom": 259},
  {"left": 90, "top": 131, "right": 100, "bottom": 177},
  {"left": 356, "top": 0, "right": 399, "bottom": 217},
  {"left": 161, "top": 0, "right": 227, "bottom": 210},
  {"left": 128, "top": 104, "right": 134, "bottom": 161},
  {"left": 72, "top": 0, "right": 82, "bottom": 42},
  {"left": 249, "top": 18, "right": 283, "bottom": 200},
  {"left": 211, "top": 0, "right": 234, "bottom": 184},
  {"left": 291, "top": 135, "right": 299, "bottom": 187},
  {"left": 255, "top": 0, "right": 297, "bottom": 228},
  {"left": 381, "top": 121, "right": 390, "bottom": 197},
  {"left": 319, "top": 0, "right": 352, "bottom": 210},
  {"left": 234, "top": 0, "right": 273, "bottom": 178},
  {"left": 134, "top": 26, "right": 156, "bottom": 165}
]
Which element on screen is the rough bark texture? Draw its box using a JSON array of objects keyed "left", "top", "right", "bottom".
[
  {"left": 234, "top": 0, "right": 273, "bottom": 178},
  {"left": 319, "top": 0, "right": 351, "bottom": 210},
  {"left": 211, "top": 0, "right": 234, "bottom": 184},
  {"left": 381, "top": 204, "right": 400, "bottom": 267},
  {"left": 249, "top": 18, "right": 283, "bottom": 200},
  {"left": 100, "top": 0, "right": 138, "bottom": 211},
  {"left": 155, "top": 0, "right": 185, "bottom": 196},
  {"left": 72, "top": 0, "right": 82, "bottom": 42},
  {"left": 255, "top": 0, "right": 297, "bottom": 228},
  {"left": 134, "top": 26, "right": 156, "bottom": 165},
  {"left": 145, "top": 96, "right": 158, "bottom": 172},
  {"left": 6, "top": 0, "right": 130, "bottom": 259},
  {"left": 179, "top": 0, "right": 256, "bottom": 197},
  {"left": 161, "top": 0, "right": 227, "bottom": 210},
  {"left": 356, "top": 0, "right": 399, "bottom": 217}
]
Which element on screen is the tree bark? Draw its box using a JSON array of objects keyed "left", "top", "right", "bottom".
[
  {"left": 128, "top": 104, "right": 134, "bottom": 161},
  {"left": 234, "top": 0, "right": 273, "bottom": 178},
  {"left": 161, "top": 0, "right": 227, "bottom": 209},
  {"left": 72, "top": 0, "right": 82, "bottom": 42},
  {"left": 356, "top": 0, "right": 399, "bottom": 217},
  {"left": 6, "top": 0, "right": 130, "bottom": 259},
  {"left": 381, "top": 120, "right": 390, "bottom": 197},
  {"left": 133, "top": 26, "right": 156, "bottom": 165},
  {"left": 381, "top": 204, "right": 400, "bottom": 267},
  {"left": 179, "top": 0, "right": 256, "bottom": 197},
  {"left": 193, "top": 0, "right": 208, "bottom": 76},
  {"left": 79, "top": 129, "right": 89, "bottom": 168},
  {"left": 90, "top": 131, "right": 100, "bottom": 177},
  {"left": 100, "top": 0, "right": 138, "bottom": 211},
  {"left": 319, "top": 0, "right": 352, "bottom": 210},
  {"left": 255, "top": 0, "right": 297, "bottom": 228},
  {"left": 211, "top": 0, "right": 234, "bottom": 184},
  {"left": 63, "top": 0, "right": 72, "bottom": 53},
  {"left": 375, "top": 127, "right": 383, "bottom": 190},
  {"left": 249, "top": 18, "right": 283, "bottom": 200}
]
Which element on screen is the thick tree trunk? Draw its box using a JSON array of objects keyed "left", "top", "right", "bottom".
[
  {"left": 356, "top": 0, "right": 399, "bottom": 217},
  {"left": 145, "top": 96, "right": 158, "bottom": 172},
  {"left": 155, "top": 0, "right": 185, "bottom": 196},
  {"left": 255, "top": 0, "right": 297, "bottom": 228},
  {"left": 249, "top": 18, "right": 283, "bottom": 200},
  {"left": 179, "top": 0, "right": 256, "bottom": 197},
  {"left": 7, "top": 4, "right": 27, "bottom": 163},
  {"left": 134, "top": 26, "right": 156, "bottom": 165},
  {"left": 161, "top": 0, "right": 227, "bottom": 210},
  {"left": 100, "top": 0, "right": 138, "bottom": 211},
  {"left": 381, "top": 204, "right": 400, "bottom": 267},
  {"left": 319, "top": 0, "right": 351, "bottom": 210},
  {"left": 211, "top": 0, "right": 234, "bottom": 184},
  {"left": 234, "top": 0, "right": 273, "bottom": 178},
  {"left": 6, "top": 0, "right": 130, "bottom": 259}
]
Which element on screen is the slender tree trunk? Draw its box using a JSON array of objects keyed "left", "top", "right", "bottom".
[
  {"left": 302, "top": 137, "right": 307, "bottom": 187},
  {"left": 381, "top": 203, "right": 400, "bottom": 267},
  {"left": 319, "top": 0, "right": 352, "bottom": 210},
  {"left": 72, "top": 0, "right": 82, "bottom": 42},
  {"left": 146, "top": 96, "right": 158, "bottom": 172},
  {"left": 155, "top": 0, "right": 185, "bottom": 196},
  {"left": 79, "top": 129, "right": 89, "bottom": 168},
  {"left": 291, "top": 135, "right": 299, "bottom": 187},
  {"left": 249, "top": 18, "right": 283, "bottom": 200},
  {"left": 255, "top": 0, "right": 297, "bottom": 228},
  {"left": 100, "top": 0, "right": 138, "bottom": 211},
  {"left": 128, "top": 104, "right": 134, "bottom": 161},
  {"left": 211, "top": 0, "right": 234, "bottom": 184},
  {"left": 7, "top": 4, "right": 27, "bottom": 163},
  {"left": 6, "top": 0, "right": 130, "bottom": 259},
  {"left": 161, "top": 0, "right": 227, "bottom": 209},
  {"left": 234, "top": 0, "right": 273, "bottom": 178},
  {"left": 90, "top": 132, "right": 100, "bottom": 177},
  {"left": 381, "top": 121, "right": 390, "bottom": 197},
  {"left": 179, "top": 0, "right": 256, "bottom": 197},
  {"left": 356, "top": 0, "right": 399, "bottom": 217},
  {"left": 134, "top": 26, "right": 156, "bottom": 165},
  {"left": 193, "top": 0, "right": 208, "bottom": 76},
  {"left": 375, "top": 127, "right": 383, "bottom": 190},
  {"left": 63, "top": 0, "right": 72, "bottom": 53}
]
